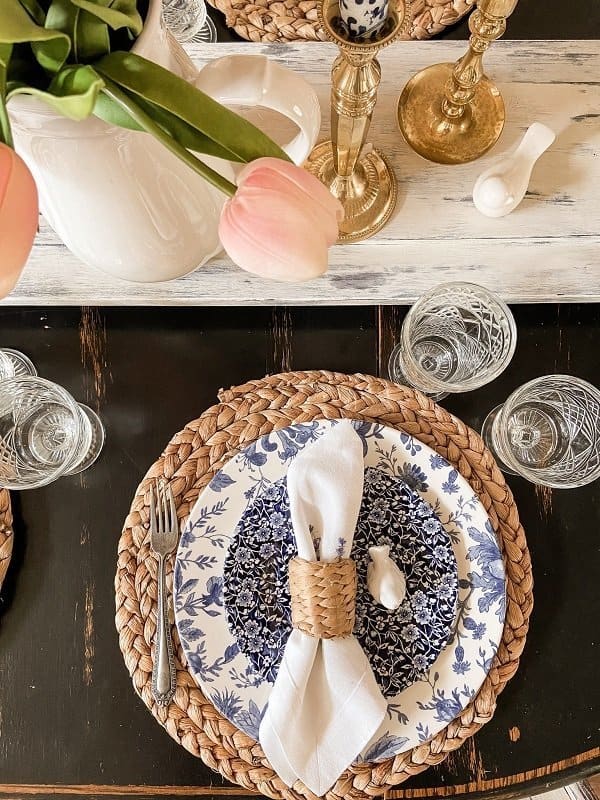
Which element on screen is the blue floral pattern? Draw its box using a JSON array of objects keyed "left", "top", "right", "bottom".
[
  {"left": 224, "top": 468, "right": 457, "bottom": 695},
  {"left": 175, "top": 420, "right": 506, "bottom": 763}
]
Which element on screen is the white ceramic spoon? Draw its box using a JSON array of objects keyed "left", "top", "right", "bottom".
[{"left": 473, "top": 123, "right": 556, "bottom": 218}]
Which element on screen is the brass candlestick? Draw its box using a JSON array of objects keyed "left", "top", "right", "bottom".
[
  {"left": 397, "top": 0, "right": 518, "bottom": 165},
  {"left": 305, "top": 0, "right": 410, "bottom": 242}
]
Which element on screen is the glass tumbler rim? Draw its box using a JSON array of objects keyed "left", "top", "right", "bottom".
[
  {"left": 0, "top": 351, "right": 15, "bottom": 379},
  {"left": 0, "top": 375, "right": 85, "bottom": 490},
  {"left": 494, "top": 373, "right": 600, "bottom": 489},
  {"left": 399, "top": 281, "right": 517, "bottom": 394},
  {"left": 498, "top": 373, "right": 600, "bottom": 412},
  {"left": 162, "top": 0, "right": 208, "bottom": 40}
]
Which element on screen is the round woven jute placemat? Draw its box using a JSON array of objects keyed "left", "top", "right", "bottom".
[
  {"left": 116, "top": 370, "right": 533, "bottom": 800},
  {"left": 0, "top": 490, "right": 14, "bottom": 594},
  {"left": 207, "top": 0, "right": 473, "bottom": 42}
]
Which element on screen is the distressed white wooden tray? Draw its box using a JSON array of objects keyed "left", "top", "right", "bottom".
[{"left": 8, "top": 40, "right": 600, "bottom": 306}]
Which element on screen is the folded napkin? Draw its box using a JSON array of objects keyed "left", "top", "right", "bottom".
[{"left": 259, "top": 421, "right": 388, "bottom": 796}]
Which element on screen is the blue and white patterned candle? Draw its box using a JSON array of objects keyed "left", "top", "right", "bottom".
[{"left": 339, "top": 0, "right": 389, "bottom": 40}]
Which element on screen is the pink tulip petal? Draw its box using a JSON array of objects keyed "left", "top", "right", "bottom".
[
  {"left": 234, "top": 181, "right": 330, "bottom": 232},
  {"left": 238, "top": 157, "right": 340, "bottom": 216},
  {"left": 220, "top": 210, "right": 327, "bottom": 281},
  {"left": 219, "top": 190, "right": 328, "bottom": 282},
  {"left": 0, "top": 147, "right": 11, "bottom": 206},
  {"left": 220, "top": 157, "right": 342, "bottom": 282},
  {"left": 237, "top": 157, "right": 342, "bottom": 245},
  {"left": 0, "top": 144, "right": 38, "bottom": 299},
  {"left": 239, "top": 170, "right": 340, "bottom": 249},
  {"left": 228, "top": 182, "right": 333, "bottom": 250}
]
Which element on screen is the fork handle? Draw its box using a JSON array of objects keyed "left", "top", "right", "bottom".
[{"left": 152, "top": 554, "right": 176, "bottom": 706}]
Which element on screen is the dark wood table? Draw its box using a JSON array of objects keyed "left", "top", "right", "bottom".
[{"left": 0, "top": 304, "right": 598, "bottom": 800}]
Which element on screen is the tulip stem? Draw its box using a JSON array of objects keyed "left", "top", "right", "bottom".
[
  {"left": 99, "top": 76, "right": 237, "bottom": 198},
  {"left": 0, "top": 97, "right": 13, "bottom": 150}
]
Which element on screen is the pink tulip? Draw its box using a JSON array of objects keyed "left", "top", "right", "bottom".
[
  {"left": 218, "top": 157, "right": 343, "bottom": 282},
  {"left": 0, "top": 143, "right": 38, "bottom": 299}
]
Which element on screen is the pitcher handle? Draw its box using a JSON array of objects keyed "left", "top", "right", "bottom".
[{"left": 194, "top": 54, "right": 322, "bottom": 165}]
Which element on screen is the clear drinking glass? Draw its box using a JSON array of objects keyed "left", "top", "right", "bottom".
[
  {"left": 0, "top": 348, "right": 37, "bottom": 380},
  {"left": 481, "top": 375, "right": 600, "bottom": 488},
  {"left": 0, "top": 377, "right": 105, "bottom": 490},
  {"left": 162, "top": 0, "right": 217, "bottom": 42},
  {"left": 387, "top": 282, "right": 517, "bottom": 401}
]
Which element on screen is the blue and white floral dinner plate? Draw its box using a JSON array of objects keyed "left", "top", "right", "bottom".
[{"left": 174, "top": 420, "right": 506, "bottom": 763}]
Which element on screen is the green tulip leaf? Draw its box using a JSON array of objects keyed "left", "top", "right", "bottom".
[
  {"left": 76, "top": 11, "right": 110, "bottom": 61},
  {"left": 94, "top": 88, "right": 250, "bottom": 162},
  {"left": 18, "top": 0, "right": 47, "bottom": 26},
  {"left": 46, "top": 0, "right": 111, "bottom": 62},
  {"left": 0, "top": 44, "right": 12, "bottom": 96},
  {"left": 0, "top": 0, "right": 71, "bottom": 73},
  {"left": 44, "top": 0, "right": 78, "bottom": 39},
  {"left": 8, "top": 63, "right": 104, "bottom": 119},
  {"left": 69, "top": 0, "right": 143, "bottom": 35},
  {"left": 99, "top": 75, "right": 238, "bottom": 197},
  {"left": 95, "top": 52, "right": 291, "bottom": 164},
  {"left": 0, "top": 44, "right": 13, "bottom": 146},
  {"left": 91, "top": 87, "right": 139, "bottom": 127}
]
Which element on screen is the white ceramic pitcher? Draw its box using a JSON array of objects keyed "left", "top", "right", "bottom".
[{"left": 9, "top": 0, "right": 321, "bottom": 282}]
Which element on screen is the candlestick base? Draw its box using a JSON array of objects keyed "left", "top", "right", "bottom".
[
  {"left": 305, "top": 141, "right": 397, "bottom": 242},
  {"left": 397, "top": 62, "right": 505, "bottom": 165}
]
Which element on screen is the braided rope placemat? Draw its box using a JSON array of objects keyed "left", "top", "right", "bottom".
[
  {"left": 207, "top": 0, "right": 473, "bottom": 42},
  {"left": 0, "top": 490, "right": 14, "bottom": 594},
  {"left": 116, "top": 370, "right": 533, "bottom": 800}
]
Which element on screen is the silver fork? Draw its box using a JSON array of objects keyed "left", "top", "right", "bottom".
[{"left": 149, "top": 479, "right": 178, "bottom": 706}]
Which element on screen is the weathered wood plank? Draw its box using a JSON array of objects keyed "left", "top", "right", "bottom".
[
  {"left": 11, "top": 236, "right": 599, "bottom": 305},
  {"left": 6, "top": 40, "right": 600, "bottom": 306}
]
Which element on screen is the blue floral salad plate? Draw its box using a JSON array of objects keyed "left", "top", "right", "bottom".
[
  {"left": 225, "top": 465, "right": 458, "bottom": 696},
  {"left": 174, "top": 420, "right": 506, "bottom": 763}
]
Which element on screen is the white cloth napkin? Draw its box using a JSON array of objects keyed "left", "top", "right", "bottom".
[{"left": 259, "top": 421, "right": 388, "bottom": 796}]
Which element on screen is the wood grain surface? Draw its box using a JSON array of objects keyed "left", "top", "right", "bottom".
[
  {"left": 7, "top": 40, "right": 600, "bottom": 307},
  {"left": 0, "top": 304, "right": 598, "bottom": 800}
]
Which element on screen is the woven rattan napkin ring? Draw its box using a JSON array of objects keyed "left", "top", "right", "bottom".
[{"left": 289, "top": 557, "right": 357, "bottom": 638}]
